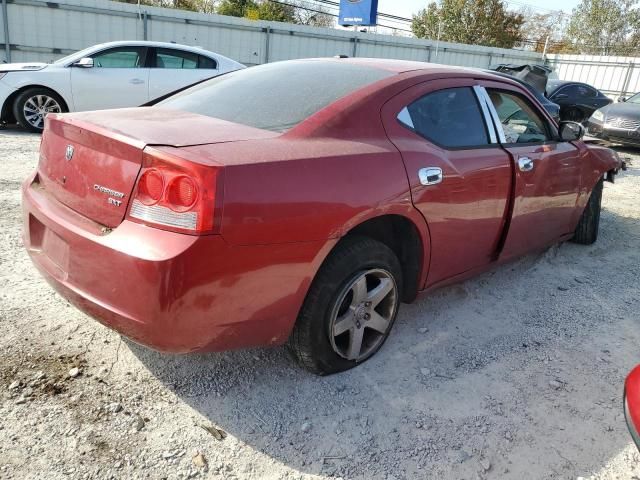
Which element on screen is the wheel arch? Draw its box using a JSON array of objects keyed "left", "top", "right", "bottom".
[
  {"left": 333, "top": 213, "right": 430, "bottom": 303},
  {"left": 2, "top": 84, "right": 70, "bottom": 123}
]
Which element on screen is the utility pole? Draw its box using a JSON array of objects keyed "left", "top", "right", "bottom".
[
  {"left": 1, "top": 0, "right": 10, "bottom": 63},
  {"left": 435, "top": 20, "right": 442, "bottom": 59}
]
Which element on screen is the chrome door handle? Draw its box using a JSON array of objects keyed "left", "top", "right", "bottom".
[
  {"left": 418, "top": 167, "right": 443, "bottom": 185},
  {"left": 518, "top": 157, "right": 534, "bottom": 172},
  {"left": 130, "top": 78, "right": 145, "bottom": 85}
]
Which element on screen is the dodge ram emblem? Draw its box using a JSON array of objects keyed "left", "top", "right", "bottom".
[{"left": 65, "top": 145, "right": 74, "bottom": 161}]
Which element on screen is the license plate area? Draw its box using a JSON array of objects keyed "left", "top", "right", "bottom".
[{"left": 29, "top": 215, "right": 69, "bottom": 272}]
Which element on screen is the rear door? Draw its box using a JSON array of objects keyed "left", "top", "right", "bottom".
[
  {"left": 70, "top": 46, "right": 150, "bottom": 111},
  {"left": 481, "top": 81, "right": 583, "bottom": 260},
  {"left": 382, "top": 79, "right": 513, "bottom": 287},
  {"left": 148, "top": 47, "right": 219, "bottom": 101}
]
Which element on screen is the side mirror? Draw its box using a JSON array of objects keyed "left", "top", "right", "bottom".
[
  {"left": 559, "top": 121, "right": 585, "bottom": 141},
  {"left": 619, "top": 96, "right": 628, "bottom": 103},
  {"left": 73, "top": 57, "right": 94, "bottom": 68}
]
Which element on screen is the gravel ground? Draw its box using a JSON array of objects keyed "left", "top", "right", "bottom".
[{"left": 0, "top": 126, "right": 639, "bottom": 480}]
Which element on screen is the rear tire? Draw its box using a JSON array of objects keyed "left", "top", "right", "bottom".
[
  {"left": 572, "top": 178, "right": 603, "bottom": 245},
  {"left": 288, "top": 236, "right": 403, "bottom": 375},
  {"left": 13, "top": 87, "right": 65, "bottom": 133}
]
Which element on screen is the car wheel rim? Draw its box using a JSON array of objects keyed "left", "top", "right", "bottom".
[
  {"left": 23, "top": 95, "right": 61, "bottom": 129},
  {"left": 329, "top": 268, "right": 398, "bottom": 361}
]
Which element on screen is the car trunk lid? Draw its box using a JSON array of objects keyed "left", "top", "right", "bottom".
[{"left": 37, "top": 108, "right": 277, "bottom": 228}]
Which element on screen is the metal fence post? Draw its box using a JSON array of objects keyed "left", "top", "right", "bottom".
[
  {"left": 352, "top": 36, "right": 358, "bottom": 57},
  {"left": 143, "top": 11, "right": 148, "bottom": 41},
  {"left": 1, "top": 0, "right": 10, "bottom": 63},
  {"left": 264, "top": 26, "right": 271, "bottom": 64},
  {"left": 621, "top": 62, "right": 634, "bottom": 98}
]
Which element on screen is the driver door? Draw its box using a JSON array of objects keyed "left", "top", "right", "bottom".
[
  {"left": 481, "top": 82, "right": 583, "bottom": 260},
  {"left": 70, "top": 46, "right": 150, "bottom": 111}
]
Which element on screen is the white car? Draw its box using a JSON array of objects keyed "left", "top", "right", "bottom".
[{"left": 0, "top": 40, "right": 245, "bottom": 132}]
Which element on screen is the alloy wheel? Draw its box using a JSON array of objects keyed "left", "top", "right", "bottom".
[
  {"left": 23, "top": 95, "right": 62, "bottom": 130},
  {"left": 329, "top": 268, "right": 398, "bottom": 361}
]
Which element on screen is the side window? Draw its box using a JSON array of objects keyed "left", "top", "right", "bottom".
[
  {"left": 155, "top": 49, "right": 218, "bottom": 70},
  {"left": 398, "top": 87, "right": 490, "bottom": 148},
  {"left": 91, "top": 47, "right": 145, "bottom": 68},
  {"left": 198, "top": 55, "right": 217, "bottom": 69},
  {"left": 156, "top": 48, "right": 198, "bottom": 69},
  {"left": 577, "top": 86, "right": 597, "bottom": 98},
  {"left": 487, "top": 90, "right": 551, "bottom": 144}
]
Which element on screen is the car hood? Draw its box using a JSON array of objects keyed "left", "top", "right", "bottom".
[
  {"left": 601, "top": 102, "right": 640, "bottom": 119},
  {"left": 0, "top": 62, "right": 48, "bottom": 72}
]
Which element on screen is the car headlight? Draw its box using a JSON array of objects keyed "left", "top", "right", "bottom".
[{"left": 592, "top": 110, "right": 605, "bottom": 122}]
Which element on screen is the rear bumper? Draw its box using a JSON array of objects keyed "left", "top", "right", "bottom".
[
  {"left": 587, "top": 120, "right": 640, "bottom": 146},
  {"left": 22, "top": 172, "right": 332, "bottom": 353}
]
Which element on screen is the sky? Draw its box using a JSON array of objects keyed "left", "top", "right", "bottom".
[{"left": 376, "top": 0, "right": 583, "bottom": 19}]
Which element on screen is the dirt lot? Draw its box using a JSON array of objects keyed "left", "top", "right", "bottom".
[{"left": 0, "top": 127, "right": 639, "bottom": 480}]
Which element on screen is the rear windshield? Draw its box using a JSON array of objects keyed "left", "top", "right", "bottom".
[{"left": 157, "top": 61, "right": 393, "bottom": 132}]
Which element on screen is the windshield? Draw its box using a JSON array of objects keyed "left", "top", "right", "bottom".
[
  {"left": 53, "top": 45, "right": 100, "bottom": 65},
  {"left": 157, "top": 61, "right": 393, "bottom": 132},
  {"left": 626, "top": 93, "right": 640, "bottom": 104}
]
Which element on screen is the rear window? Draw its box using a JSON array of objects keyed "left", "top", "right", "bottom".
[{"left": 157, "top": 61, "right": 393, "bottom": 132}]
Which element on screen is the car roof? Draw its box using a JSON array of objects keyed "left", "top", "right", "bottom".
[
  {"left": 298, "top": 57, "right": 513, "bottom": 81},
  {"left": 547, "top": 79, "right": 598, "bottom": 91},
  {"left": 87, "top": 40, "right": 219, "bottom": 57}
]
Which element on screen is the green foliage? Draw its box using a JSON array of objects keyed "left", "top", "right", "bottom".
[
  {"left": 565, "top": 0, "right": 640, "bottom": 54},
  {"left": 217, "top": 0, "right": 256, "bottom": 17},
  {"left": 411, "top": 0, "right": 525, "bottom": 49},
  {"left": 249, "top": 1, "right": 296, "bottom": 22}
]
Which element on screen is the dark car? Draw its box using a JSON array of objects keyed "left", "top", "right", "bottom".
[
  {"left": 487, "top": 70, "right": 560, "bottom": 122},
  {"left": 546, "top": 80, "right": 612, "bottom": 123},
  {"left": 587, "top": 92, "right": 640, "bottom": 146}
]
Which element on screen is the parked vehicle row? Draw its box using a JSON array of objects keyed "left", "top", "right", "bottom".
[
  {"left": 0, "top": 41, "right": 244, "bottom": 132},
  {"left": 587, "top": 92, "right": 640, "bottom": 147},
  {"left": 21, "top": 58, "right": 622, "bottom": 374}
]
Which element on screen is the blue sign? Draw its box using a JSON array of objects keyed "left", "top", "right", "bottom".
[{"left": 338, "top": 0, "right": 378, "bottom": 26}]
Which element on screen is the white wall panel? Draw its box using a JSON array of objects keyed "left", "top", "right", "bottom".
[
  {"left": 4, "top": 0, "right": 543, "bottom": 71},
  {"left": 547, "top": 53, "right": 640, "bottom": 98}
]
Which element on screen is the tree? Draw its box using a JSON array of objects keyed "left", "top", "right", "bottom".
[
  {"left": 519, "top": 8, "right": 570, "bottom": 53},
  {"left": 411, "top": 0, "right": 525, "bottom": 49},
  {"left": 217, "top": 0, "right": 255, "bottom": 17},
  {"left": 293, "top": 1, "right": 334, "bottom": 27},
  {"left": 247, "top": 1, "right": 296, "bottom": 22},
  {"left": 117, "top": 0, "right": 217, "bottom": 13},
  {"left": 565, "top": 0, "right": 640, "bottom": 54}
]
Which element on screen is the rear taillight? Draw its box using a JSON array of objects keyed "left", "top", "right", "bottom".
[{"left": 127, "top": 147, "right": 221, "bottom": 234}]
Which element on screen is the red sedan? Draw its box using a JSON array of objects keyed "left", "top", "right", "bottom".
[
  {"left": 22, "top": 58, "right": 622, "bottom": 374},
  {"left": 625, "top": 366, "right": 640, "bottom": 449}
]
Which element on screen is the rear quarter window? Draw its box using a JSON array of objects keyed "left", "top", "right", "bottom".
[{"left": 157, "top": 61, "right": 393, "bottom": 132}]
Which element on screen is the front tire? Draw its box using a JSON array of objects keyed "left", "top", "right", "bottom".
[
  {"left": 288, "top": 236, "right": 403, "bottom": 375},
  {"left": 572, "top": 178, "right": 603, "bottom": 245},
  {"left": 13, "top": 88, "right": 65, "bottom": 133}
]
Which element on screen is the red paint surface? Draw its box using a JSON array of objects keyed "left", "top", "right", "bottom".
[
  {"left": 22, "top": 60, "right": 621, "bottom": 353},
  {"left": 626, "top": 366, "right": 640, "bottom": 445}
]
